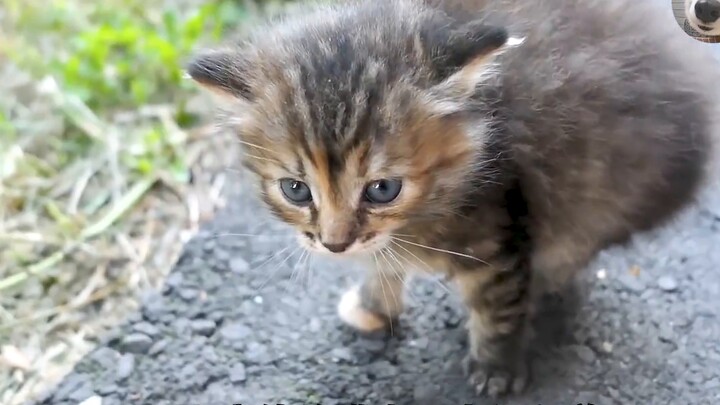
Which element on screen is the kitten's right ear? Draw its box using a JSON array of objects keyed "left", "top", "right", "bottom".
[{"left": 185, "top": 48, "right": 253, "bottom": 103}]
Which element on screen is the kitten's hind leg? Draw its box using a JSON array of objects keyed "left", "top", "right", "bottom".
[
  {"left": 337, "top": 265, "right": 406, "bottom": 334},
  {"left": 454, "top": 257, "right": 533, "bottom": 398}
]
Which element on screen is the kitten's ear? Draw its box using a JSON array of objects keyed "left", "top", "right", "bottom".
[
  {"left": 423, "top": 19, "right": 524, "bottom": 114},
  {"left": 185, "top": 48, "right": 253, "bottom": 104}
]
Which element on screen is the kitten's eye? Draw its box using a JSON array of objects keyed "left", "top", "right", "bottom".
[
  {"left": 364, "top": 179, "right": 402, "bottom": 204},
  {"left": 279, "top": 178, "right": 312, "bottom": 205}
]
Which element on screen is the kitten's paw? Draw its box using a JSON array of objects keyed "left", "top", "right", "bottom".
[
  {"left": 462, "top": 354, "right": 529, "bottom": 398},
  {"left": 337, "top": 285, "right": 388, "bottom": 333}
]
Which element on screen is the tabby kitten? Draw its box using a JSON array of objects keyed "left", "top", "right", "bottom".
[{"left": 186, "top": 0, "right": 720, "bottom": 397}]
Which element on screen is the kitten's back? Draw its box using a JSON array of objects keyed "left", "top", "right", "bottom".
[{"left": 431, "top": 0, "right": 720, "bottom": 282}]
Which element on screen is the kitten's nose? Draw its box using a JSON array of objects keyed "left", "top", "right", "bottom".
[
  {"left": 695, "top": 0, "right": 720, "bottom": 24},
  {"left": 322, "top": 241, "right": 352, "bottom": 253}
]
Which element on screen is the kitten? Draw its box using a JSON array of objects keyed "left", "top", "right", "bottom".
[{"left": 186, "top": 0, "right": 720, "bottom": 398}]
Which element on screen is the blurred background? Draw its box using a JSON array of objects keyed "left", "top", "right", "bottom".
[{"left": 0, "top": 1, "right": 306, "bottom": 404}]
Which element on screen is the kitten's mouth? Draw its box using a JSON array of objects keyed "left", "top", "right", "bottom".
[{"left": 297, "top": 232, "right": 391, "bottom": 256}]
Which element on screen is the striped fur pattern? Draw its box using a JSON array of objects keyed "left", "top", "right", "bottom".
[{"left": 187, "top": 0, "right": 720, "bottom": 398}]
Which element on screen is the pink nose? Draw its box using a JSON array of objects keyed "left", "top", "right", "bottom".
[{"left": 322, "top": 241, "right": 352, "bottom": 253}]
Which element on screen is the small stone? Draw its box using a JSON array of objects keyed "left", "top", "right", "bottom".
[
  {"left": 165, "top": 273, "right": 184, "bottom": 289},
  {"left": 88, "top": 347, "right": 120, "bottom": 369},
  {"left": 191, "top": 319, "right": 217, "bottom": 336},
  {"left": 596, "top": 269, "right": 607, "bottom": 280},
  {"left": 78, "top": 395, "right": 103, "bottom": 405},
  {"left": 142, "top": 294, "right": 167, "bottom": 322},
  {"left": 178, "top": 288, "right": 197, "bottom": 301},
  {"left": 617, "top": 274, "right": 644, "bottom": 292},
  {"left": 413, "top": 385, "right": 438, "bottom": 401},
  {"left": 571, "top": 345, "right": 596, "bottom": 363},
  {"left": 121, "top": 333, "right": 153, "bottom": 354},
  {"left": 658, "top": 276, "right": 678, "bottom": 292},
  {"left": 658, "top": 324, "right": 675, "bottom": 343},
  {"left": 230, "top": 257, "right": 250, "bottom": 274},
  {"left": 330, "top": 347, "right": 354, "bottom": 363},
  {"left": 148, "top": 339, "right": 169, "bottom": 356},
  {"left": 253, "top": 296, "right": 264, "bottom": 304},
  {"left": 201, "top": 345, "right": 219, "bottom": 363},
  {"left": 54, "top": 374, "right": 90, "bottom": 400},
  {"left": 358, "top": 339, "right": 386, "bottom": 354},
  {"left": 116, "top": 354, "right": 135, "bottom": 381},
  {"left": 97, "top": 384, "right": 118, "bottom": 395},
  {"left": 602, "top": 341, "right": 614, "bottom": 353},
  {"left": 409, "top": 337, "right": 429, "bottom": 349},
  {"left": 68, "top": 384, "right": 95, "bottom": 402},
  {"left": 220, "top": 322, "right": 252, "bottom": 341},
  {"left": 229, "top": 363, "right": 247, "bottom": 383},
  {"left": 132, "top": 322, "right": 160, "bottom": 337},
  {"left": 245, "top": 342, "right": 271, "bottom": 364}
]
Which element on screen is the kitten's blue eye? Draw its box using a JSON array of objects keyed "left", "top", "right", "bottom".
[
  {"left": 364, "top": 179, "right": 402, "bottom": 204},
  {"left": 279, "top": 178, "right": 312, "bottom": 205}
]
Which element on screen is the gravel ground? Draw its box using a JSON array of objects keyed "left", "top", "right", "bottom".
[{"left": 28, "top": 164, "right": 720, "bottom": 405}]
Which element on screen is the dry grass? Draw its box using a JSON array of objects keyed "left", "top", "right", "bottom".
[{"left": 0, "top": 0, "right": 299, "bottom": 403}]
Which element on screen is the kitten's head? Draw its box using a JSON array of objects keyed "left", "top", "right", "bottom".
[{"left": 187, "top": 0, "right": 517, "bottom": 256}]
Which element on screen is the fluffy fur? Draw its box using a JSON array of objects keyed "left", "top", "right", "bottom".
[
  {"left": 685, "top": 0, "right": 720, "bottom": 37},
  {"left": 187, "top": 0, "right": 720, "bottom": 398}
]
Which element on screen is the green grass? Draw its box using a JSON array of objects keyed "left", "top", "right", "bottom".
[{"left": 0, "top": 0, "right": 294, "bottom": 403}]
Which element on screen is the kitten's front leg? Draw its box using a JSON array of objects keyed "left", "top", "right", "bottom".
[
  {"left": 454, "top": 257, "right": 533, "bottom": 398},
  {"left": 337, "top": 263, "right": 406, "bottom": 334}
]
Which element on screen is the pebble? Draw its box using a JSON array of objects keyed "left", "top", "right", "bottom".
[
  {"left": 617, "top": 274, "right": 644, "bottom": 292},
  {"left": 116, "top": 354, "right": 135, "bottom": 381},
  {"left": 68, "top": 384, "right": 95, "bottom": 402},
  {"left": 571, "top": 345, "right": 597, "bottom": 364},
  {"left": 78, "top": 395, "right": 103, "bottom": 405},
  {"left": 165, "top": 273, "right": 184, "bottom": 290},
  {"left": 245, "top": 342, "right": 271, "bottom": 364},
  {"left": 230, "top": 257, "right": 250, "bottom": 274},
  {"left": 658, "top": 276, "right": 679, "bottom": 292},
  {"left": 88, "top": 347, "right": 120, "bottom": 369},
  {"left": 96, "top": 384, "right": 118, "bottom": 395},
  {"left": 220, "top": 322, "right": 252, "bottom": 341},
  {"left": 121, "top": 333, "right": 154, "bottom": 354},
  {"left": 229, "top": 363, "right": 247, "bottom": 383},
  {"left": 178, "top": 288, "right": 198, "bottom": 301},
  {"left": 132, "top": 322, "right": 160, "bottom": 337},
  {"left": 53, "top": 374, "right": 90, "bottom": 400},
  {"left": 142, "top": 294, "right": 167, "bottom": 322},
  {"left": 191, "top": 319, "right": 217, "bottom": 336},
  {"left": 330, "top": 347, "right": 354, "bottom": 363},
  {"left": 148, "top": 339, "right": 169, "bottom": 356}
]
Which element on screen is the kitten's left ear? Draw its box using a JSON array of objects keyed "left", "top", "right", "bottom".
[
  {"left": 423, "top": 19, "right": 525, "bottom": 114},
  {"left": 185, "top": 48, "right": 253, "bottom": 104}
]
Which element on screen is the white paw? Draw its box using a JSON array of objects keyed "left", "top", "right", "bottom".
[{"left": 337, "top": 285, "right": 387, "bottom": 333}]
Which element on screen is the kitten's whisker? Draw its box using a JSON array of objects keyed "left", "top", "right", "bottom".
[
  {"left": 378, "top": 249, "right": 401, "bottom": 316},
  {"left": 289, "top": 250, "right": 305, "bottom": 286},
  {"left": 372, "top": 252, "right": 395, "bottom": 336},
  {"left": 244, "top": 154, "right": 281, "bottom": 164},
  {"left": 376, "top": 250, "right": 396, "bottom": 337},
  {"left": 208, "top": 232, "right": 288, "bottom": 240},
  {"left": 382, "top": 246, "right": 419, "bottom": 304},
  {"left": 304, "top": 251, "right": 315, "bottom": 289},
  {"left": 256, "top": 245, "right": 301, "bottom": 292},
  {"left": 391, "top": 236, "right": 491, "bottom": 267},
  {"left": 389, "top": 240, "right": 452, "bottom": 295},
  {"left": 389, "top": 232, "right": 415, "bottom": 238},
  {"left": 235, "top": 139, "right": 277, "bottom": 155}
]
